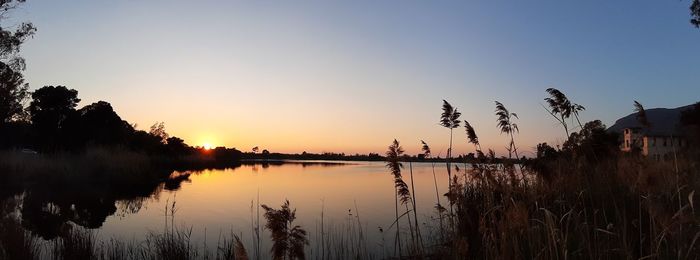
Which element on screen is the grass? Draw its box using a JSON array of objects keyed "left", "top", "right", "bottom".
[{"left": 436, "top": 154, "right": 700, "bottom": 259}]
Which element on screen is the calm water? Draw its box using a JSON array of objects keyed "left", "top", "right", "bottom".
[{"left": 93, "top": 161, "right": 454, "bottom": 258}]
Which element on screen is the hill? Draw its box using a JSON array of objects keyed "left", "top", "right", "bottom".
[{"left": 607, "top": 104, "right": 694, "bottom": 135}]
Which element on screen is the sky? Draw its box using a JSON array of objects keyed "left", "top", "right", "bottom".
[{"left": 8, "top": 1, "right": 700, "bottom": 156}]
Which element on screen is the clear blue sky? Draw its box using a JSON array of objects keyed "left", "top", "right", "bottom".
[{"left": 9, "top": 0, "right": 700, "bottom": 155}]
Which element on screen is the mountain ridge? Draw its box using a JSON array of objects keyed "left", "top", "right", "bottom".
[{"left": 607, "top": 104, "right": 694, "bottom": 136}]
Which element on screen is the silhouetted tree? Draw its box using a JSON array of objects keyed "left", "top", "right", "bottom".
[
  {"left": 536, "top": 143, "right": 558, "bottom": 160},
  {"left": 0, "top": 62, "right": 27, "bottom": 125},
  {"left": 29, "top": 86, "right": 80, "bottom": 150},
  {"left": 526, "top": 142, "right": 561, "bottom": 182},
  {"left": 692, "top": 0, "right": 700, "bottom": 27},
  {"left": 213, "top": 147, "right": 243, "bottom": 162},
  {"left": 128, "top": 130, "right": 165, "bottom": 153},
  {"left": 0, "top": 0, "right": 34, "bottom": 130},
  {"left": 562, "top": 120, "right": 618, "bottom": 160},
  {"left": 0, "top": 62, "right": 31, "bottom": 149},
  {"left": 148, "top": 122, "right": 168, "bottom": 144},
  {"left": 0, "top": 0, "right": 36, "bottom": 71},
  {"left": 165, "top": 136, "right": 189, "bottom": 156},
  {"left": 64, "top": 101, "right": 134, "bottom": 148},
  {"left": 261, "top": 200, "right": 308, "bottom": 260}
]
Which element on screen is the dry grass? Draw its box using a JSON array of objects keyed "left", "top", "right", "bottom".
[{"left": 436, "top": 154, "right": 700, "bottom": 259}]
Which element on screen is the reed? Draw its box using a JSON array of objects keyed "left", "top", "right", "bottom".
[
  {"left": 544, "top": 88, "right": 586, "bottom": 136},
  {"left": 439, "top": 100, "right": 461, "bottom": 234},
  {"left": 420, "top": 140, "right": 446, "bottom": 244},
  {"left": 261, "top": 200, "right": 308, "bottom": 260}
]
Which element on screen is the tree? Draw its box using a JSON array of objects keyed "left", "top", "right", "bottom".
[
  {"left": 29, "top": 86, "right": 80, "bottom": 149},
  {"left": 261, "top": 200, "right": 308, "bottom": 260},
  {"left": 0, "top": 61, "right": 26, "bottom": 124},
  {"left": 692, "top": 0, "right": 700, "bottom": 27},
  {"left": 0, "top": 0, "right": 34, "bottom": 125},
  {"left": 0, "top": 0, "right": 36, "bottom": 71},
  {"left": 128, "top": 130, "right": 165, "bottom": 153},
  {"left": 70, "top": 101, "right": 134, "bottom": 147},
  {"left": 165, "top": 136, "right": 189, "bottom": 156},
  {"left": 536, "top": 143, "right": 558, "bottom": 159},
  {"left": 562, "top": 120, "right": 618, "bottom": 159},
  {"left": 149, "top": 122, "right": 168, "bottom": 143}
]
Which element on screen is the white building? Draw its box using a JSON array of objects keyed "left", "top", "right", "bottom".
[{"left": 621, "top": 127, "right": 686, "bottom": 160}]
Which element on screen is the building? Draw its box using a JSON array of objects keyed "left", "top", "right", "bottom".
[{"left": 621, "top": 127, "right": 686, "bottom": 160}]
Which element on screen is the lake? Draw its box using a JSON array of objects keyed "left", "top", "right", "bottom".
[{"left": 57, "top": 161, "right": 456, "bottom": 258}]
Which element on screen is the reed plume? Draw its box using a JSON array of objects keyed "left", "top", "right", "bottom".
[
  {"left": 495, "top": 101, "right": 520, "bottom": 159},
  {"left": 233, "top": 234, "right": 250, "bottom": 260},
  {"left": 385, "top": 140, "right": 411, "bottom": 205},
  {"left": 464, "top": 120, "right": 482, "bottom": 154},
  {"left": 544, "top": 88, "right": 586, "bottom": 136},
  {"left": 385, "top": 139, "right": 419, "bottom": 257},
  {"left": 440, "top": 100, "right": 461, "bottom": 161},
  {"left": 440, "top": 100, "right": 461, "bottom": 232},
  {"left": 261, "top": 200, "right": 308, "bottom": 260}
]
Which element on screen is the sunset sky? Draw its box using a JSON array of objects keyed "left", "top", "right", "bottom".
[{"left": 11, "top": 1, "right": 700, "bottom": 156}]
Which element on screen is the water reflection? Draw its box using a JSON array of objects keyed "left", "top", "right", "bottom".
[
  {"left": 2, "top": 161, "right": 452, "bottom": 258},
  {"left": 2, "top": 168, "right": 193, "bottom": 239},
  {"left": 0, "top": 161, "right": 352, "bottom": 240}
]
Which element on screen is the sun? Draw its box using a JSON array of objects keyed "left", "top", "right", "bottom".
[{"left": 202, "top": 143, "right": 213, "bottom": 150}]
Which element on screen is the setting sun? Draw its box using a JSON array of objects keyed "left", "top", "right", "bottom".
[{"left": 202, "top": 143, "right": 213, "bottom": 150}]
